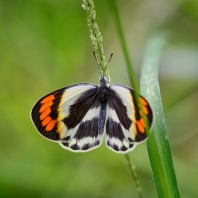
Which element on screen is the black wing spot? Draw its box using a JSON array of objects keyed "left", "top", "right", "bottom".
[
  {"left": 70, "top": 143, "right": 80, "bottom": 150},
  {"left": 121, "top": 145, "right": 127, "bottom": 151},
  {"left": 107, "top": 141, "right": 110, "bottom": 146},
  {"left": 129, "top": 144, "right": 134, "bottom": 148},
  {"left": 82, "top": 144, "right": 90, "bottom": 150},
  {"left": 62, "top": 142, "right": 69, "bottom": 147},
  {"left": 93, "top": 140, "right": 100, "bottom": 146},
  {"left": 113, "top": 144, "right": 119, "bottom": 151},
  {"left": 65, "top": 136, "right": 70, "bottom": 141},
  {"left": 128, "top": 137, "right": 133, "bottom": 143}
]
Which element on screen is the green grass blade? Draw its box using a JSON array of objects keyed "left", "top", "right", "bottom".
[
  {"left": 110, "top": 0, "right": 139, "bottom": 92},
  {"left": 140, "top": 34, "right": 180, "bottom": 198}
]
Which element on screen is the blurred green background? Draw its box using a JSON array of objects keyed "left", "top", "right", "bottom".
[{"left": 1, "top": 0, "right": 198, "bottom": 197}]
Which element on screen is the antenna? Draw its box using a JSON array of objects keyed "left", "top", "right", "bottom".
[
  {"left": 103, "top": 52, "right": 113, "bottom": 74},
  {"left": 93, "top": 51, "right": 114, "bottom": 77},
  {"left": 107, "top": 52, "right": 113, "bottom": 67},
  {"left": 93, "top": 51, "right": 103, "bottom": 76}
]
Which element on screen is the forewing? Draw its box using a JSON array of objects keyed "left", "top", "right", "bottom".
[
  {"left": 105, "top": 84, "right": 153, "bottom": 154},
  {"left": 31, "top": 83, "right": 105, "bottom": 152}
]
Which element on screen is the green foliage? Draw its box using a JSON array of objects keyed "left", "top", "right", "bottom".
[{"left": 141, "top": 34, "right": 180, "bottom": 198}]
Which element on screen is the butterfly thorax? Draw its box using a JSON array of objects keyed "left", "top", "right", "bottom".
[
  {"left": 97, "top": 86, "right": 109, "bottom": 104},
  {"left": 98, "top": 77, "right": 109, "bottom": 104}
]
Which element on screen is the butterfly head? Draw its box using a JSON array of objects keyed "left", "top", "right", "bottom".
[{"left": 100, "top": 75, "right": 109, "bottom": 87}]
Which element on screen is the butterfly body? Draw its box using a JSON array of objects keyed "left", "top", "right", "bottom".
[{"left": 31, "top": 75, "right": 153, "bottom": 153}]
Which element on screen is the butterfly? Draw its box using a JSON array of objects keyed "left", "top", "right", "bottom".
[{"left": 31, "top": 52, "right": 153, "bottom": 154}]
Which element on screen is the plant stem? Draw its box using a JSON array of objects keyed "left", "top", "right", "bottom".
[
  {"left": 110, "top": 0, "right": 139, "bottom": 92},
  {"left": 82, "top": 0, "right": 110, "bottom": 82},
  {"left": 125, "top": 154, "right": 144, "bottom": 198}
]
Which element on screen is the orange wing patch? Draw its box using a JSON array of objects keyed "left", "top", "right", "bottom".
[
  {"left": 136, "top": 118, "right": 146, "bottom": 134},
  {"left": 40, "top": 95, "right": 55, "bottom": 104},
  {"left": 46, "top": 120, "right": 56, "bottom": 131},
  {"left": 40, "top": 108, "right": 51, "bottom": 120},
  {"left": 39, "top": 101, "right": 53, "bottom": 113},
  {"left": 42, "top": 116, "right": 52, "bottom": 126},
  {"left": 140, "top": 98, "right": 149, "bottom": 115},
  {"left": 39, "top": 94, "right": 57, "bottom": 132},
  {"left": 140, "top": 97, "right": 147, "bottom": 106},
  {"left": 135, "top": 97, "right": 151, "bottom": 136}
]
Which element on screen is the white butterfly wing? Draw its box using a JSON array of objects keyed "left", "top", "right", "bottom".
[
  {"left": 31, "top": 83, "right": 105, "bottom": 152},
  {"left": 105, "top": 84, "right": 153, "bottom": 154}
]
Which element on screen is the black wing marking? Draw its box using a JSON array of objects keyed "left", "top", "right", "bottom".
[{"left": 105, "top": 84, "right": 153, "bottom": 153}]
